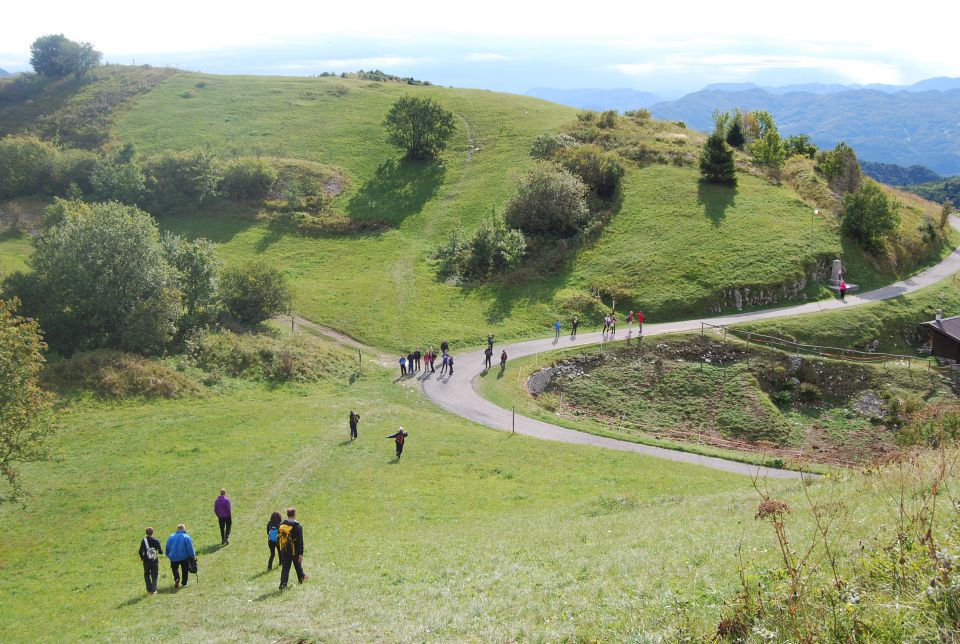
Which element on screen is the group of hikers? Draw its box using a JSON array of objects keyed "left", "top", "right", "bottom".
[
  {"left": 136, "top": 491, "right": 308, "bottom": 594},
  {"left": 399, "top": 341, "right": 454, "bottom": 376},
  {"left": 483, "top": 334, "right": 508, "bottom": 371},
  {"left": 554, "top": 310, "right": 646, "bottom": 340}
]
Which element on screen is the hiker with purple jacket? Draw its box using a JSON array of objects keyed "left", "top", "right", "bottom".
[{"left": 215, "top": 489, "right": 232, "bottom": 545}]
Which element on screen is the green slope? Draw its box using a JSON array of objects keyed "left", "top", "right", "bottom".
[{"left": 112, "top": 73, "right": 843, "bottom": 350}]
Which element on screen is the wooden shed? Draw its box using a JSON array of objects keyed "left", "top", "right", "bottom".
[{"left": 924, "top": 312, "right": 960, "bottom": 362}]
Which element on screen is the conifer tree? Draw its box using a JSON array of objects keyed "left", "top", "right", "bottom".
[
  {"left": 726, "top": 114, "right": 745, "bottom": 149},
  {"left": 699, "top": 131, "right": 737, "bottom": 186}
]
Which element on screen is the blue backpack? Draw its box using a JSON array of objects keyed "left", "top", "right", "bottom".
[{"left": 268, "top": 525, "right": 279, "bottom": 544}]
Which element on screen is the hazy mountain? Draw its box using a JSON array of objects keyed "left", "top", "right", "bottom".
[
  {"left": 861, "top": 161, "right": 942, "bottom": 186},
  {"left": 524, "top": 87, "right": 661, "bottom": 111},
  {"left": 0, "top": 68, "right": 11, "bottom": 77},
  {"left": 650, "top": 86, "right": 960, "bottom": 175}
]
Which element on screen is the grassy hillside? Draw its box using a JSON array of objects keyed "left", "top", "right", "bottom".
[{"left": 110, "top": 73, "right": 851, "bottom": 350}]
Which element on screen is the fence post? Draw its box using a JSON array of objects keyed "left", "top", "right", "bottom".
[
  {"left": 512, "top": 406, "right": 516, "bottom": 434},
  {"left": 358, "top": 349, "right": 362, "bottom": 375}
]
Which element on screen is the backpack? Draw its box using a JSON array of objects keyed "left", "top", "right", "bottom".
[
  {"left": 143, "top": 537, "right": 158, "bottom": 561},
  {"left": 268, "top": 525, "right": 279, "bottom": 544},
  {"left": 277, "top": 523, "right": 296, "bottom": 554}
]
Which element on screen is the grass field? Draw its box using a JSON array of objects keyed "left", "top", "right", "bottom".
[
  {"left": 0, "top": 328, "right": 798, "bottom": 642},
  {"left": 0, "top": 230, "right": 31, "bottom": 275},
  {"left": 111, "top": 73, "right": 850, "bottom": 351}
]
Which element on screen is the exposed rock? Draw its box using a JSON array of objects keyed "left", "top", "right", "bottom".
[
  {"left": 527, "top": 367, "right": 557, "bottom": 395},
  {"left": 852, "top": 390, "right": 885, "bottom": 419}
]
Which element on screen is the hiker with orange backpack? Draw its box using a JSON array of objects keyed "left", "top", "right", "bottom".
[
  {"left": 277, "top": 508, "right": 307, "bottom": 589},
  {"left": 388, "top": 427, "right": 409, "bottom": 459}
]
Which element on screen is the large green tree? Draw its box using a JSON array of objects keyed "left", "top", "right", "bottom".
[
  {"left": 819, "top": 142, "right": 862, "bottom": 195},
  {"left": 0, "top": 299, "right": 57, "bottom": 503},
  {"left": 29, "top": 34, "right": 101, "bottom": 79},
  {"left": 162, "top": 232, "right": 222, "bottom": 331},
  {"left": 699, "top": 131, "right": 737, "bottom": 186},
  {"left": 503, "top": 164, "right": 590, "bottom": 236},
  {"left": 841, "top": 181, "right": 901, "bottom": 252},
  {"left": 221, "top": 262, "right": 293, "bottom": 324},
  {"left": 12, "top": 200, "right": 184, "bottom": 353},
  {"left": 384, "top": 96, "right": 456, "bottom": 160}
]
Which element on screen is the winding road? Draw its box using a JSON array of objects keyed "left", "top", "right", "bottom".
[{"left": 419, "top": 217, "right": 960, "bottom": 480}]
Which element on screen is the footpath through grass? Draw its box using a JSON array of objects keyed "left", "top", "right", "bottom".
[{"left": 0, "top": 348, "right": 788, "bottom": 641}]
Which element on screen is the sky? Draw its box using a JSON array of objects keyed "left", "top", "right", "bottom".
[{"left": 3, "top": 0, "right": 960, "bottom": 97}]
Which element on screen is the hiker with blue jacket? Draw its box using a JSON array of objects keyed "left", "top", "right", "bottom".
[
  {"left": 266, "top": 511, "right": 282, "bottom": 570},
  {"left": 138, "top": 527, "right": 163, "bottom": 595},
  {"left": 165, "top": 524, "right": 196, "bottom": 589}
]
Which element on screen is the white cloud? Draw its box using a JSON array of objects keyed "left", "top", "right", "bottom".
[
  {"left": 256, "top": 57, "right": 430, "bottom": 71},
  {"left": 465, "top": 53, "right": 507, "bottom": 61}
]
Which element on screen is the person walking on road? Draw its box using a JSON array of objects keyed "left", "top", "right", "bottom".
[
  {"left": 138, "top": 527, "right": 162, "bottom": 595},
  {"left": 500, "top": 350, "right": 507, "bottom": 371},
  {"left": 215, "top": 489, "right": 232, "bottom": 545},
  {"left": 165, "top": 524, "right": 195, "bottom": 589},
  {"left": 484, "top": 345, "right": 493, "bottom": 370},
  {"left": 627, "top": 310, "right": 634, "bottom": 332},
  {"left": 554, "top": 319, "right": 561, "bottom": 340},
  {"left": 266, "top": 511, "right": 282, "bottom": 570},
  {"left": 839, "top": 280, "right": 847, "bottom": 300},
  {"left": 571, "top": 315, "right": 579, "bottom": 338},
  {"left": 610, "top": 313, "right": 617, "bottom": 335},
  {"left": 278, "top": 508, "right": 307, "bottom": 590},
  {"left": 637, "top": 310, "right": 646, "bottom": 334},
  {"left": 448, "top": 354, "right": 454, "bottom": 375},
  {"left": 439, "top": 352, "right": 448, "bottom": 375},
  {"left": 388, "top": 427, "right": 409, "bottom": 460},
  {"left": 407, "top": 351, "right": 416, "bottom": 373},
  {"left": 349, "top": 410, "right": 360, "bottom": 440}
]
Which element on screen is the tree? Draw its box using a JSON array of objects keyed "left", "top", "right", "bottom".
[
  {"left": 384, "top": 96, "right": 456, "bottom": 160},
  {"left": 841, "top": 181, "right": 901, "bottom": 252},
  {"left": 784, "top": 134, "right": 818, "bottom": 159},
  {"left": 555, "top": 144, "right": 625, "bottom": 198},
  {"left": 818, "top": 142, "right": 862, "bottom": 195},
  {"left": 436, "top": 217, "right": 526, "bottom": 280},
  {"left": 18, "top": 200, "right": 183, "bottom": 354},
  {"left": 726, "top": 113, "right": 746, "bottom": 149},
  {"left": 0, "top": 299, "right": 57, "bottom": 503},
  {"left": 699, "top": 131, "right": 737, "bottom": 186},
  {"left": 90, "top": 154, "right": 146, "bottom": 205},
  {"left": 940, "top": 199, "right": 954, "bottom": 230},
  {"left": 503, "top": 164, "right": 590, "bottom": 237},
  {"left": 162, "top": 232, "right": 222, "bottom": 331},
  {"left": 29, "top": 34, "right": 101, "bottom": 79},
  {"left": 751, "top": 128, "right": 787, "bottom": 177},
  {"left": 221, "top": 262, "right": 293, "bottom": 324},
  {"left": 0, "top": 135, "right": 59, "bottom": 199}
]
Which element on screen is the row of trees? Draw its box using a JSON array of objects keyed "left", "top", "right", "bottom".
[
  {"left": 0, "top": 136, "right": 280, "bottom": 212},
  {"left": 3, "top": 200, "right": 293, "bottom": 355}
]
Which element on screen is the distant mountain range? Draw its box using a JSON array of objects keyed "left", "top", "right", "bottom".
[
  {"left": 0, "top": 68, "right": 11, "bottom": 77},
  {"left": 860, "top": 161, "right": 941, "bottom": 187},
  {"left": 524, "top": 87, "right": 661, "bottom": 112},
  {"left": 528, "top": 77, "right": 960, "bottom": 176}
]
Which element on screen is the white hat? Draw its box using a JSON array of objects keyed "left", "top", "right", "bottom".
[{"left": 399, "top": 426, "right": 404, "bottom": 431}]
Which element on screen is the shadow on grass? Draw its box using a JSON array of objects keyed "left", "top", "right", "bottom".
[
  {"left": 347, "top": 158, "right": 445, "bottom": 225},
  {"left": 338, "top": 439, "right": 354, "bottom": 447},
  {"left": 115, "top": 594, "right": 147, "bottom": 608},
  {"left": 249, "top": 569, "right": 274, "bottom": 580},
  {"left": 697, "top": 180, "right": 736, "bottom": 226},
  {"left": 254, "top": 588, "right": 284, "bottom": 602},
  {"left": 197, "top": 543, "right": 224, "bottom": 555}
]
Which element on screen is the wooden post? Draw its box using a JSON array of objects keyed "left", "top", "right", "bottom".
[
  {"left": 291, "top": 313, "right": 295, "bottom": 332},
  {"left": 512, "top": 406, "right": 516, "bottom": 434},
  {"left": 358, "top": 349, "right": 362, "bottom": 375}
]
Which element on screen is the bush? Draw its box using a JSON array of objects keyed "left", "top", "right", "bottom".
[
  {"left": 555, "top": 144, "right": 625, "bottom": 198},
  {"left": 53, "top": 148, "right": 98, "bottom": 196},
  {"left": 89, "top": 158, "right": 146, "bottom": 204},
  {"left": 598, "top": 110, "right": 618, "bottom": 129},
  {"left": 143, "top": 150, "right": 222, "bottom": 212},
  {"left": 841, "top": 181, "right": 901, "bottom": 252},
  {"left": 0, "top": 135, "right": 58, "bottom": 199},
  {"left": 221, "top": 158, "right": 278, "bottom": 202},
  {"left": 162, "top": 232, "right": 221, "bottom": 331},
  {"left": 44, "top": 350, "right": 200, "bottom": 398},
  {"left": 503, "top": 163, "right": 590, "bottom": 237},
  {"left": 194, "top": 331, "right": 350, "bottom": 383},
  {"left": 15, "top": 200, "right": 184, "bottom": 354},
  {"left": 435, "top": 217, "right": 526, "bottom": 280},
  {"left": 220, "top": 262, "right": 293, "bottom": 324},
  {"left": 895, "top": 405, "right": 960, "bottom": 448},
  {"left": 795, "top": 382, "right": 821, "bottom": 402},
  {"left": 817, "top": 142, "right": 861, "bottom": 194},
  {"left": 529, "top": 132, "right": 577, "bottom": 160}
]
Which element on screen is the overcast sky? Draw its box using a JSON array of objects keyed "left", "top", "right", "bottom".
[{"left": 4, "top": 0, "right": 959, "bottom": 96}]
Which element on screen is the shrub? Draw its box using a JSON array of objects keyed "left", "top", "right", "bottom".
[
  {"left": 841, "top": 181, "right": 901, "bottom": 252},
  {"left": 194, "top": 331, "right": 350, "bottom": 383},
  {"left": 53, "top": 148, "right": 98, "bottom": 195},
  {"left": 503, "top": 163, "right": 590, "bottom": 237},
  {"left": 220, "top": 262, "right": 293, "bottom": 324},
  {"left": 598, "top": 110, "right": 618, "bottom": 129},
  {"left": 529, "top": 132, "right": 577, "bottom": 160},
  {"left": 0, "top": 135, "right": 58, "bottom": 199},
  {"left": 784, "top": 134, "right": 818, "bottom": 159},
  {"left": 817, "top": 142, "right": 861, "bottom": 194},
  {"left": 19, "top": 200, "right": 183, "bottom": 354},
  {"left": 895, "top": 405, "right": 960, "bottom": 447},
  {"left": 555, "top": 144, "right": 625, "bottom": 198},
  {"left": 221, "top": 158, "right": 278, "bottom": 202},
  {"left": 162, "top": 232, "right": 221, "bottom": 331},
  {"left": 435, "top": 217, "right": 526, "bottom": 280},
  {"left": 89, "top": 158, "right": 146, "bottom": 204},
  {"left": 795, "top": 382, "right": 821, "bottom": 402},
  {"left": 44, "top": 350, "right": 200, "bottom": 398},
  {"left": 624, "top": 109, "right": 651, "bottom": 121},
  {"left": 143, "top": 150, "right": 222, "bottom": 212}
]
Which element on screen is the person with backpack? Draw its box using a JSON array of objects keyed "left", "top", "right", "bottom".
[
  {"left": 266, "top": 511, "right": 282, "bottom": 570},
  {"left": 165, "top": 524, "right": 196, "bottom": 589},
  {"left": 277, "top": 508, "right": 306, "bottom": 590},
  {"left": 500, "top": 350, "right": 508, "bottom": 371},
  {"left": 349, "top": 410, "right": 360, "bottom": 440},
  {"left": 388, "top": 427, "right": 409, "bottom": 459},
  {"left": 484, "top": 345, "right": 493, "bottom": 370},
  {"left": 214, "top": 489, "right": 232, "bottom": 545},
  {"left": 138, "top": 527, "right": 163, "bottom": 595}
]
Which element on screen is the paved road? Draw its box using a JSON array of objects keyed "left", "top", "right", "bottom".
[{"left": 419, "top": 216, "right": 960, "bottom": 480}]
